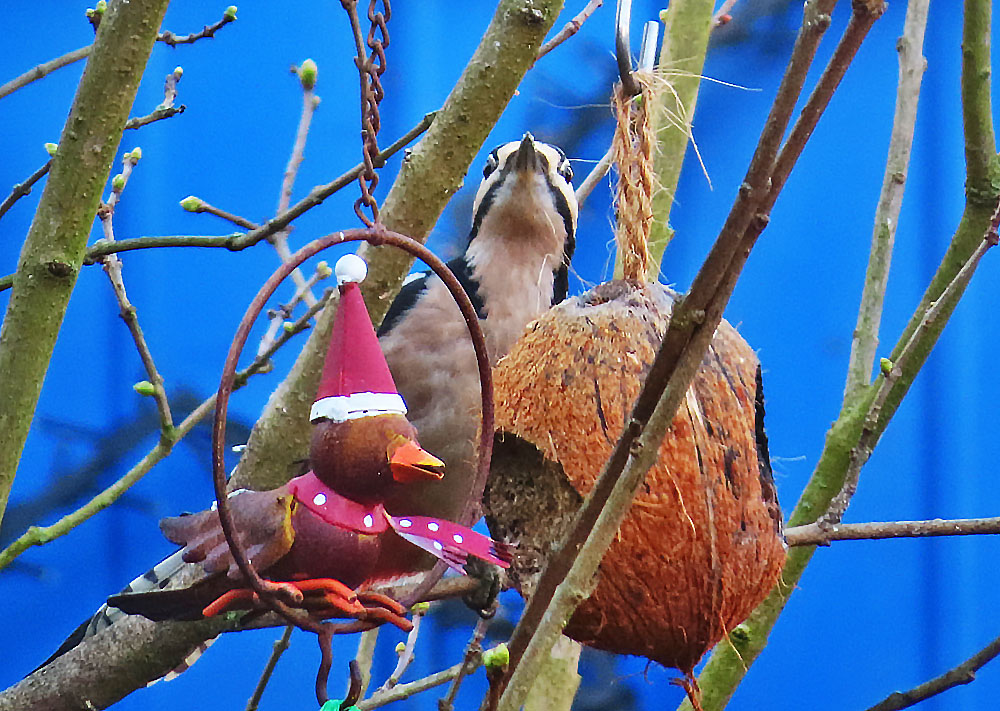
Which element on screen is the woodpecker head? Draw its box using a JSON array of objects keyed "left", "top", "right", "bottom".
[{"left": 469, "top": 133, "right": 577, "bottom": 303}]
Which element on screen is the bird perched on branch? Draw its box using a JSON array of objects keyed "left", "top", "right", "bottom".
[
  {"left": 102, "top": 255, "right": 510, "bottom": 627},
  {"left": 37, "top": 133, "right": 576, "bottom": 672},
  {"left": 37, "top": 256, "right": 511, "bottom": 673},
  {"left": 378, "top": 133, "right": 577, "bottom": 535}
]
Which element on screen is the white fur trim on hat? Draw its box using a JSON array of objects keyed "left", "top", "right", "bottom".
[{"left": 310, "top": 392, "right": 407, "bottom": 423}]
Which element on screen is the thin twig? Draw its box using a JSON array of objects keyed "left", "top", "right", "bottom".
[
  {"left": 0, "top": 290, "right": 332, "bottom": 572},
  {"left": 822, "top": 200, "right": 1000, "bottom": 526},
  {"left": 438, "top": 614, "right": 490, "bottom": 711},
  {"left": 575, "top": 146, "right": 614, "bottom": 208},
  {"left": 156, "top": 10, "right": 238, "bottom": 47},
  {"left": 0, "top": 45, "right": 91, "bottom": 101},
  {"left": 124, "top": 104, "right": 185, "bottom": 130},
  {"left": 786, "top": 516, "right": 1000, "bottom": 546},
  {"left": 272, "top": 71, "right": 322, "bottom": 307},
  {"left": 0, "top": 160, "right": 51, "bottom": 220},
  {"left": 97, "top": 149, "right": 175, "bottom": 434},
  {"left": 0, "top": 73, "right": 185, "bottom": 224},
  {"left": 0, "top": 116, "right": 436, "bottom": 293},
  {"left": 379, "top": 605, "right": 426, "bottom": 692},
  {"left": 359, "top": 659, "right": 478, "bottom": 711},
  {"left": 257, "top": 262, "right": 332, "bottom": 358},
  {"left": 235, "top": 111, "right": 436, "bottom": 249},
  {"left": 864, "top": 633, "right": 1000, "bottom": 711},
  {"left": 354, "top": 628, "right": 380, "bottom": 701},
  {"left": 246, "top": 625, "right": 294, "bottom": 711},
  {"left": 103, "top": 262, "right": 174, "bottom": 434},
  {"left": 0, "top": 10, "right": 235, "bottom": 102},
  {"left": 536, "top": 0, "right": 603, "bottom": 61},
  {"left": 189, "top": 200, "right": 259, "bottom": 230},
  {"left": 845, "top": 0, "right": 930, "bottom": 398}
]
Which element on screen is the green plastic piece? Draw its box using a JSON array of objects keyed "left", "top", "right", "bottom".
[{"left": 319, "top": 701, "right": 360, "bottom": 711}]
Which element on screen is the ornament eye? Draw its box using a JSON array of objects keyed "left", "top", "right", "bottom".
[
  {"left": 558, "top": 160, "right": 573, "bottom": 183},
  {"left": 483, "top": 154, "right": 499, "bottom": 178}
]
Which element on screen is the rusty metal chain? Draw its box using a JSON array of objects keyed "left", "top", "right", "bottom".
[{"left": 343, "top": 0, "right": 391, "bottom": 227}]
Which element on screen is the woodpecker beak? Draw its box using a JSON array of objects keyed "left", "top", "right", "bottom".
[
  {"left": 389, "top": 438, "right": 445, "bottom": 483},
  {"left": 511, "top": 133, "right": 538, "bottom": 173}
]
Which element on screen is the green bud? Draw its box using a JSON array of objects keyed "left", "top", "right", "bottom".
[
  {"left": 315, "top": 260, "right": 332, "bottom": 279},
  {"left": 394, "top": 642, "right": 406, "bottom": 655},
  {"left": 112, "top": 174, "right": 126, "bottom": 191},
  {"left": 85, "top": 8, "right": 95, "bottom": 18},
  {"left": 180, "top": 195, "right": 204, "bottom": 212},
  {"left": 482, "top": 643, "right": 509, "bottom": 670},
  {"left": 411, "top": 601, "right": 430, "bottom": 615},
  {"left": 298, "top": 59, "right": 318, "bottom": 90},
  {"left": 729, "top": 623, "right": 751, "bottom": 644},
  {"left": 173, "top": 66, "right": 184, "bottom": 79},
  {"left": 129, "top": 147, "right": 143, "bottom": 162},
  {"left": 133, "top": 381, "right": 156, "bottom": 397},
  {"left": 96, "top": 0, "right": 107, "bottom": 12},
  {"left": 224, "top": 5, "right": 238, "bottom": 20},
  {"left": 879, "top": 357, "right": 893, "bottom": 377},
  {"left": 282, "top": 321, "right": 295, "bottom": 333},
  {"left": 44, "top": 142, "right": 58, "bottom": 156}
]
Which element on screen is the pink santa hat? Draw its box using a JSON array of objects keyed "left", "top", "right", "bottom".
[{"left": 309, "top": 254, "right": 407, "bottom": 423}]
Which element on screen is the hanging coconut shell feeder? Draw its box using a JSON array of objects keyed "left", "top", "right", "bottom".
[
  {"left": 483, "top": 74, "right": 785, "bottom": 676},
  {"left": 485, "top": 280, "right": 784, "bottom": 673}
]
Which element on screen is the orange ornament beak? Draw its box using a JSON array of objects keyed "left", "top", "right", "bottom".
[{"left": 389, "top": 437, "right": 445, "bottom": 483}]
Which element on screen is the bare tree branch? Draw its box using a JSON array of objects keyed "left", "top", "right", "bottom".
[
  {"left": 0, "top": 161, "right": 51, "bottom": 220},
  {"left": 845, "top": 0, "right": 930, "bottom": 398},
  {"left": 864, "top": 633, "right": 1000, "bottom": 711},
  {"left": 536, "top": 0, "right": 603, "bottom": 61},
  {"left": 0, "top": 0, "right": 171, "bottom": 532},
  {"left": 786, "top": 516, "right": 1000, "bottom": 546},
  {"left": 245, "top": 625, "right": 294, "bottom": 711}
]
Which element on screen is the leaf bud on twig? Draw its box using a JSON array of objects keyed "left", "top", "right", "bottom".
[
  {"left": 133, "top": 381, "right": 156, "bottom": 397},
  {"left": 482, "top": 643, "right": 509, "bottom": 671},
  {"left": 179, "top": 195, "right": 204, "bottom": 212},
  {"left": 224, "top": 6, "right": 238, "bottom": 21},
  {"left": 298, "top": 59, "right": 318, "bottom": 90},
  {"left": 44, "top": 143, "right": 58, "bottom": 156}
]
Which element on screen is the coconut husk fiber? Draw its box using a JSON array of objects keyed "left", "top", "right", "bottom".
[{"left": 484, "top": 279, "right": 785, "bottom": 674}]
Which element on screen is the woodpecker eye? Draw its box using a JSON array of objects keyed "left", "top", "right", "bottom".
[
  {"left": 483, "top": 154, "right": 499, "bottom": 178},
  {"left": 558, "top": 161, "right": 573, "bottom": 183}
]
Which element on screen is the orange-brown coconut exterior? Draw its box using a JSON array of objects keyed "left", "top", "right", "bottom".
[{"left": 484, "top": 280, "right": 785, "bottom": 674}]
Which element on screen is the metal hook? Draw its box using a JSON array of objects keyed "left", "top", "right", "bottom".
[
  {"left": 616, "top": 0, "right": 660, "bottom": 97},
  {"left": 615, "top": 0, "right": 638, "bottom": 96}
]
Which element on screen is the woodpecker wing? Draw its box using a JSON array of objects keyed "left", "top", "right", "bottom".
[{"left": 378, "top": 255, "right": 487, "bottom": 336}]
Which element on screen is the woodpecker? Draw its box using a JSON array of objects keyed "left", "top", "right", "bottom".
[
  {"left": 378, "top": 133, "right": 577, "bottom": 535},
  {"left": 37, "top": 134, "right": 576, "bottom": 672}
]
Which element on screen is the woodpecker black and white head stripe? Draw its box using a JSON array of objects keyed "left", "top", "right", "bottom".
[{"left": 469, "top": 133, "right": 577, "bottom": 303}]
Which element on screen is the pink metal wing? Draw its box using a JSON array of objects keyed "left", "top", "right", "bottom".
[{"left": 385, "top": 513, "right": 512, "bottom": 573}]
